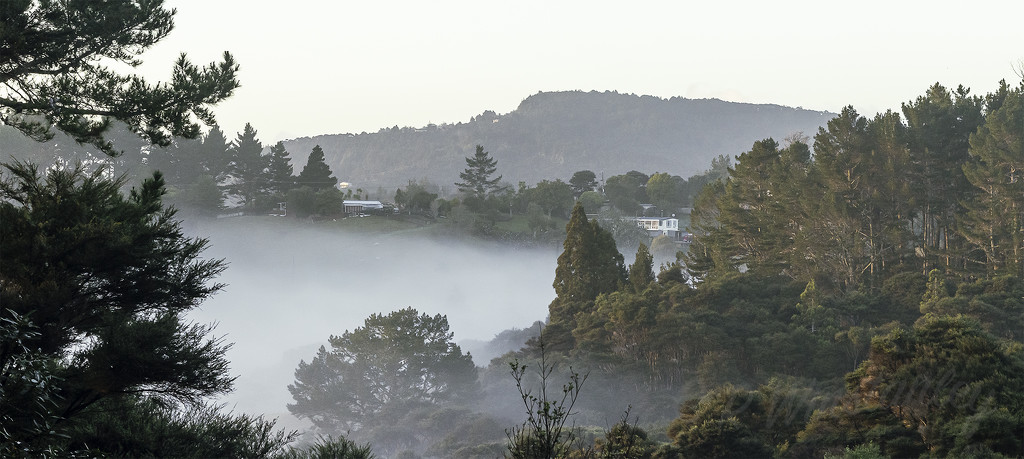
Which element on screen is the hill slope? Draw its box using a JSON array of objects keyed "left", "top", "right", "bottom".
[{"left": 283, "top": 90, "right": 834, "bottom": 191}]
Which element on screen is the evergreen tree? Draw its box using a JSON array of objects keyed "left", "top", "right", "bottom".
[
  {"left": 296, "top": 145, "right": 338, "bottom": 192},
  {"left": 682, "top": 180, "right": 734, "bottom": 280},
  {"left": 202, "top": 125, "right": 232, "bottom": 183},
  {"left": 223, "top": 123, "right": 269, "bottom": 208},
  {"left": 266, "top": 141, "right": 295, "bottom": 195},
  {"left": 455, "top": 145, "right": 503, "bottom": 200},
  {"left": 902, "top": 84, "right": 985, "bottom": 274},
  {"left": 961, "top": 81, "right": 1023, "bottom": 277},
  {"left": 0, "top": 163, "right": 233, "bottom": 452},
  {"left": 717, "top": 138, "right": 790, "bottom": 275},
  {"left": 843, "top": 316, "right": 1024, "bottom": 457},
  {"left": 549, "top": 202, "right": 626, "bottom": 330},
  {"left": 805, "top": 107, "right": 873, "bottom": 290},
  {"left": 0, "top": 1, "right": 239, "bottom": 154},
  {"left": 812, "top": 109, "right": 915, "bottom": 289},
  {"left": 629, "top": 243, "right": 655, "bottom": 292}
]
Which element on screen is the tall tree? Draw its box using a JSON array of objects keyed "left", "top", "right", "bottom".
[
  {"left": 549, "top": 202, "right": 626, "bottom": 330},
  {"left": 0, "top": 163, "right": 232, "bottom": 451},
  {"left": 682, "top": 180, "right": 734, "bottom": 280},
  {"left": 717, "top": 138, "right": 790, "bottom": 275},
  {"left": 201, "top": 125, "right": 232, "bottom": 183},
  {"left": 296, "top": 145, "right": 338, "bottom": 192},
  {"left": 803, "top": 109, "right": 916, "bottom": 290},
  {"left": 266, "top": 141, "right": 295, "bottom": 196},
  {"left": 222, "top": 123, "right": 269, "bottom": 208},
  {"left": 902, "top": 84, "right": 985, "bottom": 274},
  {"left": 0, "top": 3, "right": 294, "bottom": 455},
  {"left": 961, "top": 81, "right": 1024, "bottom": 277},
  {"left": 0, "top": 1, "right": 239, "bottom": 154},
  {"left": 455, "top": 145, "right": 503, "bottom": 201}
]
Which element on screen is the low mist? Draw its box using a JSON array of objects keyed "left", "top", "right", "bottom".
[{"left": 183, "top": 217, "right": 558, "bottom": 425}]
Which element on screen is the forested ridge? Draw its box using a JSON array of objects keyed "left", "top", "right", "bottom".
[{"left": 281, "top": 91, "right": 834, "bottom": 190}]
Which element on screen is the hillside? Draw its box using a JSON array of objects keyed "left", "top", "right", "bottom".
[{"left": 283, "top": 90, "right": 835, "bottom": 191}]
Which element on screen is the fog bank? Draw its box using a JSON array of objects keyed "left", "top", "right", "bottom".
[{"left": 184, "top": 217, "right": 558, "bottom": 422}]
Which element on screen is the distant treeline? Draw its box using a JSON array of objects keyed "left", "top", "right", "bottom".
[{"left": 282, "top": 90, "right": 833, "bottom": 189}]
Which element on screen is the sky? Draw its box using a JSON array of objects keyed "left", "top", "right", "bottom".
[{"left": 138, "top": 0, "right": 1024, "bottom": 143}]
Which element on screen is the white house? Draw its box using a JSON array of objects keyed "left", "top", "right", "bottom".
[
  {"left": 633, "top": 216, "right": 681, "bottom": 238},
  {"left": 343, "top": 200, "right": 383, "bottom": 214}
]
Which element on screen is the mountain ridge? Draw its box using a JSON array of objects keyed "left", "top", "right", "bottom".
[{"left": 282, "top": 90, "right": 835, "bottom": 192}]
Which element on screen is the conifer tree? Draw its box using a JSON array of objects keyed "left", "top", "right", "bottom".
[
  {"left": 0, "top": 2, "right": 239, "bottom": 154},
  {"left": 0, "top": 163, "right": 233, "bottom": 451},
  {"left": 223, "top": 123, "right": 268, "bottom": 208},
  {"left": 296, "top": 145, "right": 338, "bottom": 191},
  {"left": 550, "top": 202, "right": 625, "bottom": 329},
  {"left": 717, "top": 138, "right": 789, "bottom": 274},
  {"left": 682, "top": 180, "right": 733, "bottom": 281},
  {"left": 961, "top": 81, "right": 1024, "bottom": 276},
  {"left": 902, "top": 84, "right": 985, "bottom": 274},
  {"left": 201, "top": 125, "right": 232, "bottom": 182},
  {"left": 266, "top": 141, "right": 295, "bottom": 195},
  {"left": 455, "top": 145, "right": 503, "bottom": 200},
  {"left": 629, "top": 243, "right": 655, "bottom": 292}
]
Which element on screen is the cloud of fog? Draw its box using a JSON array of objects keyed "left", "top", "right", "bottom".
[{"left": 183, "top": 217, "right": 558, "bottom": 422}]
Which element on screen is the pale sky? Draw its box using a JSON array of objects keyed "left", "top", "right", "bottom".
[{"left": 138, "top": 0, "right": 1024, "bottom": 143}]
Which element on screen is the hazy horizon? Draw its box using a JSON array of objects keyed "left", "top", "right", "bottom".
[{"left": 136, "top": 0, "right": 1024, "bottom": 143}]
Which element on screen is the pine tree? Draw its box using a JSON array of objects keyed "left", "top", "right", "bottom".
[
  {"left": 902, "top": 84, "right": 986, "bottom": 274},
  {"left": 961, "top": 81, "right": 1024, "bottom": 276},
  {"left": 717, "top": 138, "right": 788, "bottom": 274},
  {"left": 682, "top": 180, "right": 734, "bottom": 281},
  {"left": 629, "top": 243, "right": 655, "bottom": 292},
  {"left": 0, "top": 2, "right": 239, "bottom": 154},
  {"left": 223, "top": 123, "right": 268, "bottom": 208},
  {"left": 296, "top": 145, "right": 338, "bottom": 191},
  {"left": 0, "top": 163, "right": 232, "bottom": 450},
  {"left": 266, "top": 141, "right": 295, "bottom": 195},
  {"left": 455, "top": 145, "right": 503, "bottom": 200},
  {"left": 201, "top": 125, "right": 232, "bottom": 183}
]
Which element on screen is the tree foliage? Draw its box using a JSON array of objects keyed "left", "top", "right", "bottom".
[
  {"left": 223, "top": 123, "right": 269, "bottom": 208},
  {"left": 455, "top": 144, "right": 503, "bottom": 201},
  {"left": 800, "top": 315, "right": 1024, "bottom": 457},
  {"left": 296, "top": 145, "right": 337, "bottom": 192},
  {"left": 568, "top": 170, "right": 598, "bottom": 197},
  {"left": 549, "top": 202, "right": 626, "bottom": 332},
  {"left": 266, "top": 141, "right": 296, "bottom": 196},
  {"left": 0, "top": 162, "right": 234, "bottom": 452},
  {"left": 684, "top": 80, "right": 1021, "bottom": 290},
  {"left": 288, "top": 308, "right": 478, "bottom": 436},
  {"left": 0, "top": 0, "right": 239, "bottom": 154}
]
